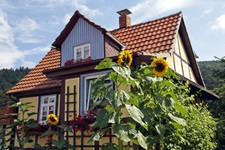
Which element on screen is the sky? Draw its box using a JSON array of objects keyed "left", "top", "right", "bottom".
[{"left": 0, "top": 0, "right": 225, "bottom": 69}]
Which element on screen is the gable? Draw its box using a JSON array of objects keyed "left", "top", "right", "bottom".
[
  {"left": 167, "top": 33, "right": 197, "bottom": 82},
  {"left": 61, "top": 17, "right": 105, "bottom": 66}
]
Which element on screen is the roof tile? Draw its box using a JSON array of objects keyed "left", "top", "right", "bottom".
[
  {"left": 8, "top": 11, "right": 181, "bottom": 95},
  {"left": 111, "top": 11, "right": 181, "bottom": 54},
  {"left": 7, "top": 49, "right": 61, "bottom": 94}
]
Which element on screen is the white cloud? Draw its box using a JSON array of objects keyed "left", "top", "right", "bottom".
[
  {"left": 72, "top": 0, "right": 103, "bottom": 17},
  {"left": 21, "top": 60, "right": 36, "bottom": 68},
  {"left": 211, "top": 14, "right": 225, "bottom": 30},
  {"left": 63, "top": 13, "right": 73, "bottom": 25},
  {"left": 13, "top": 17, "right": 40, "bottom": 43},
  {"left": 130, "top": 0, "right": 195, "bottom": 24},
  {"left": 0, "top": 10, "right": 24, "bottom": 69},
  {"left": 202, "top": 8, "right": 213, "bottom": 15},
  {"left": 0, "top": 7, "right": 50, "bottom": 69},
  {"left": 24, "top": 45, "right": 50, "bottom": 55}
]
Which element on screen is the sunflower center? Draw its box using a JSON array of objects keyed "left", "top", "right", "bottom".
[
  {"left": 155, "top": 63, "right": 165, "bottom": 72},
  {"left": 50, "top": 116, "right": 56, "bottom": 122}
]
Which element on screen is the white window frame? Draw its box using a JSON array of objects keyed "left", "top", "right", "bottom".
[
  {"left": 74, "top": 43, "right": 90, "bottom": 62},
  {"left": 38, "top": 94, "right": 57, "bottom": 124},
  {"left": 81, "top": 71, "right": 112, "bottom": 113}
]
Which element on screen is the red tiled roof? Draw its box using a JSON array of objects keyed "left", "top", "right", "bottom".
[
  {"left": 111, "top": 12, "right": 181, "bottom": 54},
  {"left": 7, "top": 12, "right": 181, "bottom": 95},
  {"left": 7, "top": 49, "right": 61, "bottom": 95}
]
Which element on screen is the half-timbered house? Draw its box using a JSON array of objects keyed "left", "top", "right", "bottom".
[{"left": 5, "top": 9, "right": 218, "bottom": 149}]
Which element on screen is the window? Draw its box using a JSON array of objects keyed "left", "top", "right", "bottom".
[
  {"left": 74, "top": 44, "right": 90, "bottom": 61},
  {"left": 81, "top": 71, "right": 112, "bottom": 113},
  {"left": 38, "top": 94, "right": 57, "bottom": 124}
]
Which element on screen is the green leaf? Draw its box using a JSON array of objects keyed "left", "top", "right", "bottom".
[
  {"left": 27, "top": 112, "right": 37, "bottom": 117},
  {"left": 136, "top": 131, "right": 148, "bottom": 149},
  {"left": 174, "top": 103, "right": 188, "bottom": 116},
  {"left": 88, "top": 129, "right": 106, "bottom": 143},
  {"left": 27, "top": 122, "right": 38, "bottom": 128},
  {"left": 10, "top": 102, "right": 21, "bottom": 108},
  {"left": 24, "top": 105, "right": 35, "bottom": 110},
  {"left": 168, "top": 113, "right": 186, "bottom": 126},
  {"left": 33, "top": 143, "right": 43, "bottom": 150},
  {"left": 52, "top": 139, "right": 65, "bottom": 149},
  {"left": 58, "top": 124, "right": 73, "bottom": 132},
  {"left": 41, "top": 130, "right": 55, "bottom": 137},
  {"left": 162, "top": 96, "right": 175, "bottom": 111},
  {"left": 155, "top": 124, "right": 165, "bottom": 135},
  {"left": 125, "top": 104, "right": 147, "bottom": 128},
  {"left": 112, "top": 65, "right": 131, "bottom": 77},
  {"left": 113, "top": 124, "right": 137, "bottom": 142},
  {"left": 94, "top": 108, "right": 117, "bottom": 128},
  {"left": 101, "top": 143, "right": 118, "bottom": 150},
  {"left": 95, "top": 58, "right": 115, "bottom": 70},
  {"left": 171, "top": 122, "right": 182, "bottom": 129}
]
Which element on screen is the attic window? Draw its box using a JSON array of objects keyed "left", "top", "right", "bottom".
[{"left": 74, "top": 43, "right": 90, "bottom": 62}]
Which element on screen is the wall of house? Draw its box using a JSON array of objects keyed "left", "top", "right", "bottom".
[
  {"left": 105, "top": 36, "right": 120, "bottom": 57},
  {"left": 65, "top": 77, "right": 80, "bottom": 146},
  {"left": 65, "top": 78, "right": 80, "bottom": 121},
  {"left": 63, "top": 75, "right": 132, "bottom": 149},
  {"left": 168, "top": 34, "right": 197, "bottom": 83},
  {"left": 12, "top": 95, "right": 61, "bottom": 148},
  {"left": 61, "top": 18, "right": 105, "bottom": 66},
  {"left": 14, "top": 96, "right": 38, "bottom": 148}
]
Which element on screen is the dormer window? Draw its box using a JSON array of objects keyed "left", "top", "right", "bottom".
[{"left": 74, "top": 43, "right": 90, "bottom": 62}]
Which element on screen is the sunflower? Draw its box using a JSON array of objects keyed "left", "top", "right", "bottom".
[
  {"left": 47, "top": 114, "right": 59, "bottom": 125},
  {"left": 150, "top": 57, "right": 168, "bottom": 76},
  {"left": 117, "top": 50, "right": 133, "bottom": 67}
]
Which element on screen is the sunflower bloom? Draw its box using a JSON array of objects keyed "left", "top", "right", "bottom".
[
  {"left": 150, "top": 58, "right": 168, "bottom": 76},
  {"left": 47, "top": 114, "right": 59, "bottom": 125},
  {"left": 117, "top": 50, "right": 133, "bottom": 67}
]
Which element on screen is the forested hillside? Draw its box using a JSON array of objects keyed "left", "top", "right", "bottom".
[
  {"left": 198, "top": 60, "right": 223, "bottom": 90},
  {"left": 0, "top": 67, "right": 31, "bottom": 107}
]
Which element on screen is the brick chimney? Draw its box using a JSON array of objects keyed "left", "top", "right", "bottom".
[{"left": 117, "top": 9, "right": 132, "bottom": 28}]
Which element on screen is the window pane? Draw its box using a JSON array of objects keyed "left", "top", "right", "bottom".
[
  {"left": 84, "top": 46, "right": 90, "bottom": 59},
  {"left": 76, "top": 48, "right": 82, "bottom": 60},
  {"left": 84, "top": 77, "right": 112, "bottom": 111},
  {"left": 86, "top": 79, "right": 93, "bottom": 111},
  {"left": 39, "top": 95, "right": 57, "bottom": 124}
]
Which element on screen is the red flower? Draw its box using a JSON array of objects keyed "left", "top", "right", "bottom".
[
  {"left": 69, "top": 109, "right": 97, "bottom": 133},
  {"left": 64, "top": 59, "right": 74, "bottom": 66}
]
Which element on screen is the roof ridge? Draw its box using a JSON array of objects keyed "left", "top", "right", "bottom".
[
  {"left": 110, "top": 11, "right": 182, "bottom": 33},
  {"left": 52, "top": 10, "right": 107, "bottom": 47}
]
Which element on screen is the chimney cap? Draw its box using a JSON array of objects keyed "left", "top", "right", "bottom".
[{"left": 117, "top": 9, "right": 132, "bottom": 16}]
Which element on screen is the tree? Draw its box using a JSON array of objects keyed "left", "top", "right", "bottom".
[
  {"left": 0, "top": 67, "right": 31, "bottom": 107},
  {"left": 88, "top": 51, "right": 217, "bottom": 150},
  {"left": 206, "top": 56, "right": 225, "bottom": 150}
]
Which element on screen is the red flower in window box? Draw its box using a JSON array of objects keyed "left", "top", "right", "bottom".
[
  {"left": 85, "top": 56, "right": 92, "bottom": 62},
  {"left": 64, "top": 59, "right": 74, "bottom": 66},
  {"left": 68, "top": 109, "right": 97, "bottom": 134}
]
